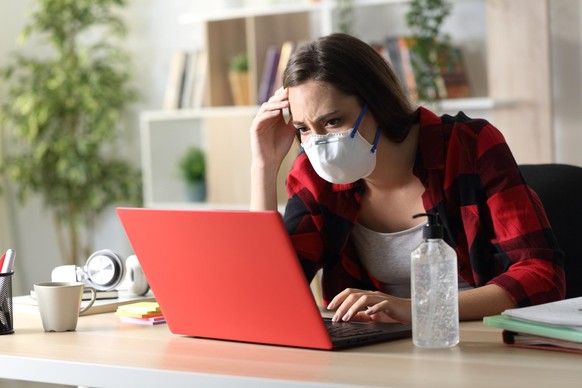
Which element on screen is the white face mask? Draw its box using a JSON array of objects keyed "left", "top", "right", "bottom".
[{"left": 301, "top": 104, "right": 381, "bottom": 184}]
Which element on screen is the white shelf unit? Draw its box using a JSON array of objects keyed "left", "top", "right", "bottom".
[
  {"left": 140, "top": 106, "right": 257, "bottom": 209},
  {"left": 140, "top": 0, "right": 553, "bottom": 209}
]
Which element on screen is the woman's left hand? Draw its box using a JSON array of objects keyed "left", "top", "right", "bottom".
[{"left": 327, "top": 288, "right": 412, "bottom": 324}]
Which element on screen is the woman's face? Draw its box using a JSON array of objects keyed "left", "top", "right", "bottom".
[{"left": 287, "top": 81, "right": 377, "bottom": 144}]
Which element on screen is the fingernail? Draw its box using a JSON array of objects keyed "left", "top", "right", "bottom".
[
  {"left": 327, "top": 303, "right": 334, "bottom": 310},
  {"left": 342, "top": 313, "right": 351, "bottom": 321}
]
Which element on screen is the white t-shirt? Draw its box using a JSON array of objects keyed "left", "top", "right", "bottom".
[{"left": 352, "top": 222, "right": 473, "bottom": 298}]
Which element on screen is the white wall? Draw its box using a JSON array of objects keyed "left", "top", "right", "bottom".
[
  {"left": 0, "top": 0, "right": 581, "bottom": 296},
  {"left": 550, "top": 0, "right": 582, "bottom": 166}
]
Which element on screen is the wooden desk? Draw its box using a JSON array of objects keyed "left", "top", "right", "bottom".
[{"left": 1, "top": 306, "right": 581, "bottom": 388}]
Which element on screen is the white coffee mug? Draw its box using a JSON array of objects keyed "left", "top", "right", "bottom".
[{"left": 34, "top": 281, "right": 97, "bottom": 332}]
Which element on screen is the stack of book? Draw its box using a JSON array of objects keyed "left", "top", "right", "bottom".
[
  {"left": 483, "top": 297, "right": 582, "bottom": 354},
  {"left": 163, "top": 50, "right": 208, "bottom": 110},
  {"left": 115, "top": 302, "right": 166, "bottom": 326},
  {"left": 374, "top": 36, "right": 471, "bottom": 102}
]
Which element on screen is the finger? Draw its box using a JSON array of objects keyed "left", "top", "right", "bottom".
[
  {"left": 273, "top": 87, "right": 287, "bottom": 97},
  {"left": 268, "top": 87, "right": 288, "bottom": 102},
  {"left": 341, "top": 295, "right": 375, "bottom": 322},
  {"left": 366, "top": 300, "right": 408, "bottom": 324},
  {"left": 327, "top": 288, "right": 357, "bottom": 310},
  {"left": 259, "top": 99, "right": 288, "bottom": 114},
  {"left": 366, "top": 300, "right": 389, "bottom": 316},
  {"left": 332, "top": 292, "right": 367, "bottom": 322},
  {"left": 352, "top": 311, "right": 374, "bottom": 322}
]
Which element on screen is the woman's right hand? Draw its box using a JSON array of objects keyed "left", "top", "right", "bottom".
[
  {"left": 250, "top": 88, "right": 297, "bottom": 172},
  {"left": 250, "top": 88, "right": 297, "bottom": 211}
]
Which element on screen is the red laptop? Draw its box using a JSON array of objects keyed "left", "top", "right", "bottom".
[{"left": 116, "top": 208, "right": 411, "bottom": 350}]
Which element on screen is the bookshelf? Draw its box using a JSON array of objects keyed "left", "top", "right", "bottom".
[{"left": 140, "top": 0, "right": 553, "bottom": 209}]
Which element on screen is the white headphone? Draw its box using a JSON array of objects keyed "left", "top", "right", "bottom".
[
  {"left": 125, "top": 254, "right": 149, "bottom": 296},
  {"left": 51, "top": 249, "right": 150, "bottom": 296}
]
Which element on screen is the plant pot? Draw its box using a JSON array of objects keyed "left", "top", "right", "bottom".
[
  {"left": 228, "top": 71, "right": 251, "bottom": 106},
  {"left": 186, "top": 180, "right": 207, "bottom": 202}
]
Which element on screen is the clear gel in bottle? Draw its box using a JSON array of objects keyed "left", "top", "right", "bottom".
[{"left": 410, "top": 212, "right": 459, "bottom": 348}]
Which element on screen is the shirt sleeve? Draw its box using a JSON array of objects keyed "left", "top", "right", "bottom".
[
  {"left": 283, "top": 155, "right": 326, "bottom": 284},
  {"left": 475, "top": 124, "right": 566, "bottom": 306}
]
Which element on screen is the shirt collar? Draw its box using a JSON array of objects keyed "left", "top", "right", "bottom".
[{"left": 416, "top": 106, "right": 445, "bottom": 171}]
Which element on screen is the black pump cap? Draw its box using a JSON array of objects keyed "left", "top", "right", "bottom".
[{"left": 413, "top": 212, "right": 444, "bottom": 239}]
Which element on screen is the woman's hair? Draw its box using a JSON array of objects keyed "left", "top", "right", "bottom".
[{"left": 283, "top": 33, "right": 416, "bottom": 142}]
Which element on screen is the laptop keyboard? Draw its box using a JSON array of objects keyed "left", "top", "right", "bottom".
[{"left": 325, "top": 321, "right": 383, "bottom": 338}]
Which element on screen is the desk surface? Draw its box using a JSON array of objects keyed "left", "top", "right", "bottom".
[{"left": 2, "top": 304, "right": 581, "bottom": 388}]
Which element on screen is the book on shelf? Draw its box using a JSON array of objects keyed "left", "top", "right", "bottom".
[
  {"left": 191, "top": 50, "right": 208, "bottom": 109},
  {"left": 163, "top": 50, "right": 188, "bottom": 110},
  {"left": 180, "top": 51, "right": 198, "bottom": 109},
  {"left": 271, "top": 40, "right": 296, "bottom": 94},
  {"left": 483, "top": 297, "right": 582, "bottom": 354},
  {"left": 382, "top": 36, "right": 471, "bottom": 102},
  {"left": 163, "top": 50, "right": 208, "bottom": 110},
  {"left": 257, "top": 45, "right": 281, "bottom": 104},
  {"left": 437, "top": 45, "right": 471, "bottom": 99}
]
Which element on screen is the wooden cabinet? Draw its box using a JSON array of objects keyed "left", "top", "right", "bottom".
[{"left": 140, "top": 0, "right": 553, "bottom": 209}]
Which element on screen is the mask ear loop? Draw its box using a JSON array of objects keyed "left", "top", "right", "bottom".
[
  {"left": 370, "top": 126, "right": 382, "bottom": 153},
  {"left": 350, "top": 103, "right": 368, "bottom": 138}
]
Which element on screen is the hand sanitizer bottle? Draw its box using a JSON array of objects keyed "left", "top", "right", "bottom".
[{"left": 410, "top": 212, "right": 459, "bottom": 348}]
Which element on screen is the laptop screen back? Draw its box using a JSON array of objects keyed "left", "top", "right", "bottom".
[{"left": 117, "top": 208, "right": 333, "bottom": 349}]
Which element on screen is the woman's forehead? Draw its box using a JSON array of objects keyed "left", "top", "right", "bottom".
[{"left": 288, "top": 82, "right": 354, "bottom": 120}]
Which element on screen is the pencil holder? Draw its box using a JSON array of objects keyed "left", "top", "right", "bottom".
[{"left": 0, "top": 272, "right": 14, "bottom": 334}]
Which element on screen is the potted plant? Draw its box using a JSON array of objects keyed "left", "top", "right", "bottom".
[
  {"left": 0, "top": 0, "right": 142, "bottom": 266},
  {"left": 228, "top": 52, "right": 251, "bottom": 106},
  {"left": 178, "top": 146, "right": 206, "bottom": 202},
  {"left": 405, "top": 0, "right": 453, "bottom": 102}
]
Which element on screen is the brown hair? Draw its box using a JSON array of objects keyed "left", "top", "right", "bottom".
[{"left": 283, "top": 33, "right": 416, "bottom": 142}]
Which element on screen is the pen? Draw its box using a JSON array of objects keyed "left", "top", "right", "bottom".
[
  {"left": 0, "top": 249, "right": 14, "bottom": 331},
  {"left": 1, "top": 249, "right": 15, "bottom": 274}
]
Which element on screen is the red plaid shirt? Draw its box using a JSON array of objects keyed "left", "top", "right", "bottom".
[{"left": 283, "top": 107, "right": 565, "bottom": 307}]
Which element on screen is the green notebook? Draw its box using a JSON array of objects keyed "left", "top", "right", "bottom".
[{"left": 483, "top": 314, "right": 582, "bottom": 343}]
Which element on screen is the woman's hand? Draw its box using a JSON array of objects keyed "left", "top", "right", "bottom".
[
  {"left": 250, "top": 88, "right": 297, "bottom": 211},
  {"left": 327, "top": 288, "right": 412, "bottom": 324},
  {"left": 250, "top": 88, "right": 297, "bottom": 172}
]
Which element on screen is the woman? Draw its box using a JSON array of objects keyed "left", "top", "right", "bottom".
[{"left": 250, "top": 33, "right": 565, "bottom": 324}]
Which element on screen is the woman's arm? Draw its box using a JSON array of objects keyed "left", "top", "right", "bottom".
[
  {"left": 458, "top": 284, "right": 515, "bottom": 320},
  {"left": 250, "top": 88, "right": 296, "bottom": 211},
  {"left": 327, "top": 284, "right": 516, "bottom": 324}
]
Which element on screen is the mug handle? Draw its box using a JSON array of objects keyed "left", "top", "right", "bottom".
[{"left": 79, "top": 286, "right": 97, "bottom": 315}]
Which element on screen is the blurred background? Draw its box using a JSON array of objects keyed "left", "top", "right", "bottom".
[{"left": 0, "top": 0, "right": 580, "bottom": 300}]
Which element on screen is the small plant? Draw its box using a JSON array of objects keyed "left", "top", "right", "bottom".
[
  {"left": 229, "top": 52, "right": 248, "bottom": 73},
  {"left": 179, "top": 146, "right": 206, "bottom": 202},
  {"left": 405, "top": 0, "right": 453, "bottom": 102},
  {"left": 228, "top": 52, "right": 250, "bottom": 105},
  {"left": 179, "top": 147, "right": 206, "bottom": 183}
]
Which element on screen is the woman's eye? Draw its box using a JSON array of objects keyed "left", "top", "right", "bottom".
[
  {"left": 296, "top": 127, "right": 309, "bottom": 135},
  {"left": 326, "top": 118, "right": 340, "bottom": 127}
]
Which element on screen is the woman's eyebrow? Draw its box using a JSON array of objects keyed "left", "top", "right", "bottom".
[{"left": 292, "top": 110, "right": 339, "bottom": 126}]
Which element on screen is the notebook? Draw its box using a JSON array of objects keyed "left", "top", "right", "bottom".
[{"left": 116, "top": 208, "right": 412, "bottom": 350}]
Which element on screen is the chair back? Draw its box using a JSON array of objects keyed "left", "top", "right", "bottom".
[{"left": 519, "top": 164, "right": 582, "bottom": 298}]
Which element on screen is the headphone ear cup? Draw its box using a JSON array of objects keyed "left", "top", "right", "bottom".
[
  {"left": 85, "top": 249, "right": 126, "bottom": 291},
  {"left": 125, "top": 255, "right": 149, "bottom": 296}
]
